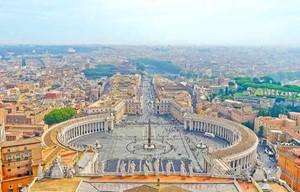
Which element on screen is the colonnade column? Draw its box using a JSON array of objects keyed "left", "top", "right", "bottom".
[
  {"left": 110, "top": 119, "right": 114, "bottom": 130},
  {"left": 184, "top": 120, "right": 187, "bottom": 130}
]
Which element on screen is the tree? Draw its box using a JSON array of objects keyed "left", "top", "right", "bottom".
[
  {"left": 257, "top": 126, "right": 264, "bottom": 138},
  {"left": 252, "top": 77, "right": 261, "bottom": 84},
  {"left": 257, "top": 108, "right": 270, "bottom": 117},
  {"left": 242, "top": 121, "right": 254, "bottom": 131},
  {"left": 218, "top": 89, "right": 224, "bottom": 95},
  {"left": 269, "top": 103, "right": 288, "bottom": 117},
  {"left": 261, "top": 76, "right": 274, "bottom": 84},
  {"left": 228, "top": 82, "right": 235, "bottom": 87},
  {"left": 225, "top": 86, "right": 229, "bottom": 95},
  {"left": 44, "top": 107, "right": 76, "bottom": 125},
  {"left": 208, "top": 93, "right": 217, "bottom": 102}
]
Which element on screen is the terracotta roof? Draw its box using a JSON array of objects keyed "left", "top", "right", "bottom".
[
  {"left": 125, "top": 185, "right": 159, "bottom": 192},
  {"left": 278, "top": 147, "right": 300, "bottom": 165},
  {"left": 0, "top": 137, "right": 41, "bottom": 148},
  {"left": 283, "top": 127, "right": 300, "bottom": 141},
  {"left": 293, "top": 149, "right": 300, "bottom": 157},
  {"left": 124, "top": 184, "right": 191, "bottom": 192}
]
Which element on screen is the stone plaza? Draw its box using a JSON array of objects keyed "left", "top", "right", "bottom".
[{"left": 68, "top": 115, "right": 229, "bottom": 174}]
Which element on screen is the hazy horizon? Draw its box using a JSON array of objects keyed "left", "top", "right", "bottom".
[{"left": 1, "top": 0, "right": 300, "bottom": 46}]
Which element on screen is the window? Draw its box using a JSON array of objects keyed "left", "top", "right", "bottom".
[
  {"left": 24, "top": 147, "right": 27, "bottom": 150},
  {"left": 16, "top": 154, "right": 20, "bottom": 161},
  {"left": 17, "top": 166, "right": 20, "bottom": 169},
  {"left": 18, "top": 183, "right": 22, "bottom": 192},
  {"left": 7, "top": 155, "right": 12, "bottom": 162},
  {"left": 24, "top": 153, "right": 29, "bottom": 160},
  {"left": 7, "top": 149, "right": 10, "bottom": 153},
  {"left": 8, "top": 169, "right": 11, "bottom": 172},
  {"left": 9, "top": 185, "right": 13, "bottom": 192}
]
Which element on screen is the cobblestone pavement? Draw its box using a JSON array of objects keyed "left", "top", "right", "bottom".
[{"left": 69, "top": 76, "right": 229, "bottom": 173}]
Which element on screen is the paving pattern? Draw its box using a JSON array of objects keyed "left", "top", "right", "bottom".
[{"left": 70, "top": 76, "right": 230, "bottom": 173}]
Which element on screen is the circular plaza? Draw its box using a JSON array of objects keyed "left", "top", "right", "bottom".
[{"left": 43, "top": 112, "right": 258, "bottom": 176}]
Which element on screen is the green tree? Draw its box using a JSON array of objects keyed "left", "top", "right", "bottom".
[
  {"left": 269, "top": 103, "right": 288, "bottom": 117},
  {"left": 242, "top": 121, "right": 254, "bottom": 131},
  {"left": 252, "top": 77, "right": 261, "bottom": 84},
  {"left": 208, "top": 93, "right": 217, "bottom": 102},
  {"left": 257, "top": 126, "right": 264, "bottom": 138},
  {"left": 260, "top": 76, "right": 274, "bottom": 84},
  {"left": 225, "top": 86, "right": 229, "bottom": 95},
  {"left": 228, "top": 82, "right": 235, "bottom": 87},
  {"left": 257, "top": 108, "right": 270, "bottom": 117},
  {"left": 218, "top": 89, "right": 224, "bottom": 95},
  {"left": 44, "top": 107, "right": 76, "bottom": 125}
]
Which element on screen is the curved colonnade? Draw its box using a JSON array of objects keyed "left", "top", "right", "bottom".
[
  {"left": 183, "top": 113, "right": 258, "bottom": 172},
  {"left": 43, "top": 113, "right": 258, "bottom": 175},
  {"left": 42, "top": 115, "right": 114, "bottom": 149},
  {"left": 58, "top": 115, "right": 114, "bottom": 145}
]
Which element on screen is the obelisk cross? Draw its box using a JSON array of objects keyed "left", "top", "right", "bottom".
[{"left": 148, "top": 119, "right": 151, "bottom": 146}]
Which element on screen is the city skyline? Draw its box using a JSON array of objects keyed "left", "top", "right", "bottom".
[{"left": 1, "top": 0, "right": 300, "bottom": 45}]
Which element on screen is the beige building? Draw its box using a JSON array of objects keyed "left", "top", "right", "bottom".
[
  {"left": 83, "top": 74, "right": 142, "bottom": 123},
  {"left": 289, "top": 112, "right": 300, "bottom": 126},
  {"left": 0, "top": 137, "right": 44, "bottom": 192},
  {"left": 254, "top": 115, "right": 297, "bottom": 139},
  {"left": 221, "top": 100, "right": 258, "bottom": 124},
  {"left": 6, "top": 105, "right": 51, "bottom": 125},
  {"left": 153, "top": 75, "right": 192, "bottom": 123}
]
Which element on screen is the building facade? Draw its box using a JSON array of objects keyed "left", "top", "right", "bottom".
[
  {"left": 278, "top": 146, "right": 300, "bottom": 192},
  {"left": 1, "top": 138, "right": 43, "bottom": 192}
]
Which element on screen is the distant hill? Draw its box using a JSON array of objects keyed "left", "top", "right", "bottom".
[
  {"left": 268, "top": 71, "right": 300, "bottom": 82},
  {"left": 0, "top": 45, "right": 98, "bottom": 56},
  {"left": 130, "top": 58, "right": 181, "bottom": 74},
  {"left": 83, "top": 64, "right": 117, "bottom": 79}
]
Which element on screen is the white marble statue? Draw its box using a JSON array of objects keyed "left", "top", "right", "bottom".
[
  {"left": 274, "top": 166, "right": 282, "bottom": 180},
  {"left": 65, "top": 166, "right": 73, "bottom": 178},
  {"left": 165, "top": 160, "right": 172, "bottom": 176},
  {"left": 180, "top": 160, "right": 186, "bottom": 176},
  {"left": 98, "top": 161, "right": 104, "bottom": 175},
  {"left": 188, "top": 162, "right": 194, "bottom": 177},
  {"left": 154, "top": 159, "right": 160, "bottom": 176},
  {"left": 143, "top": 163, "right": 149, "bottom": 176},
  {"left": 120, "top": 161, "right": 127, "bottom": 176},
  {"left": 37, "top": 164, "right": 43, "bottom": 179},
  {"left": 130, "top": 161, "right": 136, "bottom": 174}
]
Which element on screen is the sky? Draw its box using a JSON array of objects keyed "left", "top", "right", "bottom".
[{"left": 0, "top": 0, "right": 300, "bottom": 45}]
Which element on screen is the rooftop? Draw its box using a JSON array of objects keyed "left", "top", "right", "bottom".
[
  {"left": 0, "top": 137, "right": 41, "bottom": 148},
  {"left": 30, "top": 175, "right": 255, "bottom": 192}
]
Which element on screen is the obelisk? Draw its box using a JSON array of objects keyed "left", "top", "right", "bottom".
[
  {"left": 148, "top": 119, "right": 151, "bottom": 146},
  {"left": 144, "top": 119, "right": 155, "bottom": 149}
]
